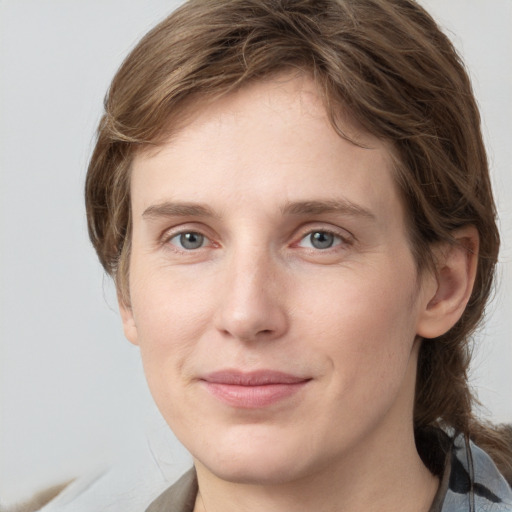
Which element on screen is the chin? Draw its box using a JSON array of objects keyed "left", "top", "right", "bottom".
[
  {"left": 199, "top": 452, "right": 311, "bottom": 485},
  {"left": 189, "top": 424, "right": 322, "bottom": 485}
]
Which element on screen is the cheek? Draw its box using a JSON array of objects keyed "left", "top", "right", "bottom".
[
  {"left": 300, "top": 261, "right": 419, "bottom": 385},
  {"left": 300, "top": 260, "right": 417, "bottom": 339},
  {"left": 129, "top": 267, "right": 216, "bottom": 387},
  {"left": 132, "top": 259, "right": 213, "bottom": 332}
]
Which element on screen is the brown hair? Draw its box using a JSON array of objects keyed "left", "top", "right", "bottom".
[{"left": 85, "top": 0, "right": 509, "bottom": 477}]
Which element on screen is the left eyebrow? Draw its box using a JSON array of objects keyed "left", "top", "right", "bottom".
[
  {"left": 142, "top": 201, "right": 219, "bottom": 220},
  {"left": 281, "top": 199, "right": 376, "bottom": 220}
]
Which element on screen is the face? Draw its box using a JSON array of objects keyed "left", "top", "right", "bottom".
[{"left": 122, "top": 74, "right": 435, "bottom": 485}]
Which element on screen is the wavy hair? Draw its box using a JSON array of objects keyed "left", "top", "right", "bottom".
[{"left": 85, "top": 0, "right": 509, "bottom": 479}]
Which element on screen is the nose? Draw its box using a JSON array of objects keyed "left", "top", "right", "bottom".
[{"left": 214, "top": 248, "right": 289, "bottom": 342}]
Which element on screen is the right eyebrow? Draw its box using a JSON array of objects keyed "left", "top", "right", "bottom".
[
  {"left": 142, "top": 201, "right": 218, "bottom": 220},
  {"left": 281, "top": 199, "right": 376, "bottom": 221}
]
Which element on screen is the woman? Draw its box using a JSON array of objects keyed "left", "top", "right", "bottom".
[{"left": 21, "top": 0, "right": 512, "bottom": 510}]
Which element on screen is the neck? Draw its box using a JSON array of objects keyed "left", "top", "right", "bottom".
[{"left": 192, "top": 422, "right": 439, "bottom": 512}]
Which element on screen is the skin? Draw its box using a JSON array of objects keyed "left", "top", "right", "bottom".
[{"left": 121, "top": 74, "right": 477, "bottom": 512}]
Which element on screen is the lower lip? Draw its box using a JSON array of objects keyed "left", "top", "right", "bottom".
[{"left": 202, "top": 381, "right": 309, "bottom": 408}]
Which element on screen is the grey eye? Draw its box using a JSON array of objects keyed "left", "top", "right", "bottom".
[
  {"left": 297, "top": 230, "right": 343, "bottom": 250},
  {"left": 309, "top": 231, "right": 335, "bottom": 249},
  {"left": 172, "top": 232, "right": 206, "bottom": 250}
]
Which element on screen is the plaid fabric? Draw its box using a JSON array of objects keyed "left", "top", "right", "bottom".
[{"left": 431, "top": 434, "right": 512, "bottom": 512}]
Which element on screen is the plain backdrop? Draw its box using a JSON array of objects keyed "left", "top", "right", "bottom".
[{"left": 1, "top": 0, "right": 511, "bottom": 506}]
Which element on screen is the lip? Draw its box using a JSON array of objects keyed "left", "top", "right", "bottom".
[{"left": 200, "top": 370, "right": 311, "bottom": 408}]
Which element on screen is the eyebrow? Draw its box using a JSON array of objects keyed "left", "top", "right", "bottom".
[
  {"left": 141, "top": 199, "right": 375, "bottom": 221},
  {"left": 281, "top": 199, "right": 376, "bottom": 220},
  {"left": 142, "top": 202, "right": 218, "bottom": 219}
]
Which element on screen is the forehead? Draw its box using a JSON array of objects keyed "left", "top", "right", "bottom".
[
  {"left": 131, "top": 73, "right": 403, "bottom": 229},
  {"left": 136, "top": 71, "right": 388, "bottom": 161}
]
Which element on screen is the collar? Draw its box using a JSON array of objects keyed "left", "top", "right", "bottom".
[{"left": 145, "top": 468, "right": 197, "bottom": 512}]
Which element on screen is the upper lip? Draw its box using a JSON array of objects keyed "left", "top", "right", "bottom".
[{"left": 201, "top": 370, "right": 310, "bottom": 386}]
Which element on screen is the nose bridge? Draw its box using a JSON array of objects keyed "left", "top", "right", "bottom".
[{"left": 215, "top": 241, "right": 288, "bottom": 341}]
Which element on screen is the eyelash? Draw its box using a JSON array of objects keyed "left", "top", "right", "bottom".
[
  {"left": 162, "top": 225, "right": 353, "bottom": 255},
  {"left": 166, "top": 231, "right": 211, "bottom": 251},
  {"left": 295, "top": 228, "right": 352, "bottom": 251},
  {"left": 161, "top": 226, "right": 216, "bottom": 253}
]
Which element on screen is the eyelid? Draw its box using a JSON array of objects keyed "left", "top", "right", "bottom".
[
  {"left": 292, "top": 223, "right": 355, "bottom": 247},
  {"left": 168, "top": 232, "right": 207, "bottom": 250},
  {"left": 156, "top": 221, "right": 354, "bottom": 253},
  {"left": 297, "top": 231, "right": 342, "bottom": 250},
  {"left": 159, "top": 223, "right": 218, "bottom": 250}
]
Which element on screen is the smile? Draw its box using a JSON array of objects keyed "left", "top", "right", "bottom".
[{"left": 200, "top": 370, "right": 311, "bottom": 408}]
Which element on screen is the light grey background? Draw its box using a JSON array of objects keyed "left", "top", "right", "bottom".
[{"left": 1, "top": 0, "right": 511, "bottom": 506}]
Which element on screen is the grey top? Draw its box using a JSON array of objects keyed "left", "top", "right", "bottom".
[
  {"left": 146, "top": 469, "right": 197, "bottom": 512},
  {"left": 146, "top": 433, "right": 512, "bottom": 512}
]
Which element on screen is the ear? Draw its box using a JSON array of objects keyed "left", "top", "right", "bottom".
[
  {"left": 416, "top": 225, "right": 479, "bottom": 339},
  {"left": 118, "top": 294, "right": 139, "bottom": 346}
]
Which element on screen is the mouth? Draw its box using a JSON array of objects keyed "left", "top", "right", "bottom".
[{"left": 200, "top": 370, "right": 311, "bottom": 408}]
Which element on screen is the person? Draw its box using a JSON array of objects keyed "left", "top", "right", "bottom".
[{"left": 23, "top": 0, "right": 512, "bottom": 511}]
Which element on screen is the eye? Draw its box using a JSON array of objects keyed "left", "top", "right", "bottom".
[
  {"left": 298, "top": 231, "right": 343, "bottom": 250},
  {"left": 168, "top": 231, "right": 207, "bottom": 250}
]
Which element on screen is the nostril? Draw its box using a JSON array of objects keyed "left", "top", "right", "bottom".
[{"left": 256, "top": 329, "right": 275, "bottom": 337}]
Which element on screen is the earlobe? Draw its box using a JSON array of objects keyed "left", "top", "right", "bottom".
[
  {"left": 416, "top": 226, "right": 479, "bottom": 339},
  {"left": 118, "top": 295, "right": 139, "bottom": 346}
]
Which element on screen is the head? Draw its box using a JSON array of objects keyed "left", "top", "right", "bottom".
[{"left": 86, "top": 0, "right": 499, "bottom": 458}]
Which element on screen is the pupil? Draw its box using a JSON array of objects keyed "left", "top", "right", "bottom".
[
  {"left": 311, "top": 232, "right": 334, "bottom": 249},
  {"left": 180, "top": 232, "right": 204, "bottom": 249}
]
